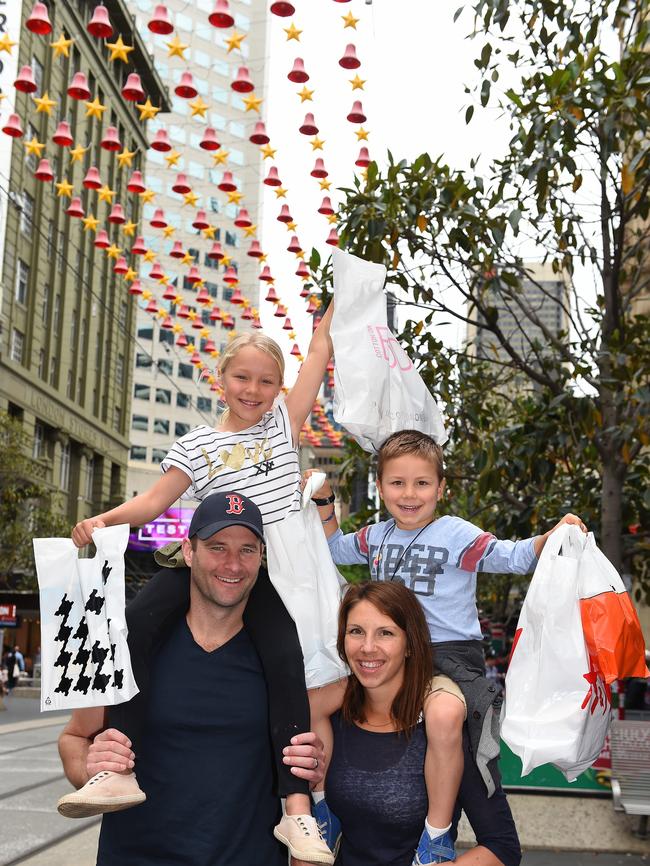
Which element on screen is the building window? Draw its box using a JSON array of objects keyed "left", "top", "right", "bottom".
[
  {"left": 38, "top": 349, "right": 45, "bottom": 379},
  {"left": 57, "top": 230, "right": 65, "bottom": 272},
  {"left": 136, "top": 352, "right": 153, "bottom": 368},
  {"left": 157, "top": 358, "right": 173, "bottom": 375},
  {"left": 178, "top": 363, "right": 193, "bottom": 380},
  {"left": 31, "top": 55, "right": 44, "bottom": 95},
  {"left": 49, "top": 356, "right": 57, "bottom": 386},
  {"left": 20, "top": 193, "right": 34, "bottom": 237},
  {"left": 42, "top": 282, "right": 50, "bottom": 322},
  {"left": 33, "top": 422, "right": 44, "bottom": 460},
  {"left": 85, "top": 456, "right": 95, "bottom": 501},
  {"left": 175, "top": 422, "right": 190, "bottom": 437},
  {"left": 66, "top": 370, "right": 74, "bottom": 399},
  {"left": 130, "top": 445, "right": 147, "bottom": 461},
  {"left": 47, "top": 220, "right": 54, "bottom": 258},
  {"left": 15, "top": 260, "right": 29, "bottom": 305},
  {"left": 116, "top": 354, "right": 125, "bottom": 387},
  {"left": 151, "top": 448, "right": 167, "bottom": 464},
  {"left": 155, "top": 388, "right": 171, "bottom": 404},
  {"left": 10, "top": 329, "right": 24, "bottom": 363},
  {"left": 159, "top": 329, "right": 174, "bottom": 345},
  {"left": 132, "top": 414, "right": 148, "bottom": 431},
  {"left": 176, "top": 392, "right": 191, "bottom": 408},
  {"left": 137, "top": 327, "right": 153, "bottom": 340},
  {"left": 153, "top": 418, "right": 169, "bottom": 435},
  {"left": 134, "top": 383, "right": 151, "bottom": 400},
  {"left": 60, "top": 441, "right": 70, "bottom": 491},
  {"left": 53, "top": 294, "right": 61, "bottom": 331},
  {"left": 114, "top": 406, "right": 122, "bottom": 431},
  {"left": 119, "top": 302, "right": 128, "bottom": 329},
  {"left": 197, "top": 397, "right": 212, "bottom": 412}
]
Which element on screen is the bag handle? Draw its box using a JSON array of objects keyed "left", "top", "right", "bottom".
[
  {"left": 537, "top": 522, "right": 586, "bottom": 563},
  {"left": 302, "top": 471, "right": 327, "bottom": 508}
]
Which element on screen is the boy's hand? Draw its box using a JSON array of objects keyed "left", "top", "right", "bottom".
[
  {"left": 534, "top": 513, "right": 587, "bottom": 557},
  {"left": 72, "top": 517, "right": 106, "bottom": 548},
  {"left": 301, "top": 469, "right": 333, "bottom": 500}
]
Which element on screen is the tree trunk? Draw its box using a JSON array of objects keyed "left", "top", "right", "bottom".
[{"left": 600, "top": 458, "right": 625, "bottom": 571}]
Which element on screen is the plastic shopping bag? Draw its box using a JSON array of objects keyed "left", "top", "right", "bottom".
[
  {"left": 330, "top": 248, "right": 447, "bottom": 453},
  {"left": 578, "top": 533, "right": 649, "bottom": 685},
  {"left": 34, "top": 525, "right": 138, "bottom": 712},
  {"left": 501, "top": 524, "right": 611, "bottom": 781},
  {"left": 265, "top": 473, "right": 348, "bottom": 689}
]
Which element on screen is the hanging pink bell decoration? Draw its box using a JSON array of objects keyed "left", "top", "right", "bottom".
[
  {"left": 347, "top": 100, "right": 366, "bottom": 123},
  {"left": 232, "top": 66, "right": 254, "bottom": 93},
  {"left": 127, "top": 170, "right": 146, "bottom": 194},
  {"left": 249, "top": 121, "right": 270, "bottom": 145},
  {"left": 83, "top": 166, "right": 102, "bottom": 189},
  {"left": 34, "top": 158, "right": 54, "bottom": 181},
  {"left": 287, "top": 235, "right": 301, "bottom": 253},
  {"left": 311, "top": 158, "right": 327, "bottom": 178},
  {"left": 175, "top": 72, "right": 198, "bottom": 99},
  {"left": 14, "top": 66, "right": 38, "bottom": 94},
  {"left": 122, "top": 73, "right": 145, "bottom": 102},
  {"left": 355, "top": 146, "right": 370, "bottom": 167},
  {"left": 299, "top": 113, "right": 318, "bottom": 136},
  {"left": 66, "top": 197, "right": 85, "bottom": 219},
  {"left": 339, "top": 43, "right": 360, "bottom": 69},
  {"left": 288, "top": 58, "right": 309, "bottom": 83},
  {"left": 67, "top": 72, "right": 91, "bottom": 100},
  {"left": 148, "top": 5, "right": 174, "bottom": 33},
  {"left": 2, "top": 114, "right": 24, "bottom": 137},
  {"left": 26, "top": 2, "right": 53, "bottom": 35},
  {"left": 100, "top": 126, "right": 122, "bottom": 152},
  {"left": 200, "top": 128, "right": 220, "bottom": 150},
  {"left": 270, "top": 1, "right": 295, "bottom": 15},
  {"left": 234, "top": 208, "right": 252, "bottom": 228},
  {"left": 277, "top": 205, "right": 292, "bottom": 223},
  {"left": 209, "top": 0, "right": 234, "bottom": 27},
  {"left": 52, "top": 121, "right": 74, "bottom": 147},
  {"left": 207, "top": 242, "right": 224, "bottom": 260},
  {"left": 218, "top": 171, "right": 236, "bottom": 192},
  {"left": 87, "top": 4, "right": 113, "bottom": 38},
  {"left": 150, "top": 129, "right": 172, "bottom": 152},
  {"left": 264, "top": 166, "right": 281, "bottom": 186}
]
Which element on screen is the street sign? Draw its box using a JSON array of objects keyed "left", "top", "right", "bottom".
[{"left": 0, "top": 604, "right": 17, "bottom": 627}]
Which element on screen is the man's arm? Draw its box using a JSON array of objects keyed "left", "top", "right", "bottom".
[{"left": 58, "top": 707, "right": 134, "bottom": 789}]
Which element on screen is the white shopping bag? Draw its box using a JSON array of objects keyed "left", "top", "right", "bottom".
[
  {"left": 501, "top": 524, "right": 611, "bottom": 781},
  {"left": 34, "top": 525, "right": 138, "bottom": 712},
  {"left": 265, "top": 473, "right": 349, "bottom": 689},
  {"left": 330, "top": 248, "right": 447, "bottom": 452}
]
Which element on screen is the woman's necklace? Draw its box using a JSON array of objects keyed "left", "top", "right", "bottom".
[{"left": 372, "top": 519, "right": 434, "bottom": 581}]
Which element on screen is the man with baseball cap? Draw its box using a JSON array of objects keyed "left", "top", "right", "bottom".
[{"left": 58, "top": 492, "right": 324, "bottom": 866}]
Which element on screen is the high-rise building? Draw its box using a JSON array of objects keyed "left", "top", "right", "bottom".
[
  {"left": 0, "top": 0, "right": 168, "bottom": 527},
  {"left": 124, "top": 0, "right": 268, "bottom": 515}
]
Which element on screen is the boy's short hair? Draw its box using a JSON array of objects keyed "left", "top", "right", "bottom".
[{"left": 377, "top": 430, "right": 445, "bottom": 481}]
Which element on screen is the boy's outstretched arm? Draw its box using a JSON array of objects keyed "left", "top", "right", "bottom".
[
  {"left": 303, "top": 469, "right": 339, "bottom": 538},
  {"left": 72, "top": 467, "right": 191, "bottom": 547},
  {"left": 533, "top": 513, "right": 587, "bottom": 558}
]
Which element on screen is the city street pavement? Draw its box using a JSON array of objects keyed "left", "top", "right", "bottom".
[{"left": 1, "top": 695, "right": 648, "bottom": 865}]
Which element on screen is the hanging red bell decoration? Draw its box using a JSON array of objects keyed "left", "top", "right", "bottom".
[
  {"left": 150, "top": 129, "right": 171, "bottom": 152},
  {"left": 247, "top": 240, "right": 263, "bottom": 257},
  {"left": 127, "top": 170, "right": 146, "bottom": 193},
  {"left": 318, "top": 196, "right": 334, "bottom": 215},
  {"left": 218, "top": 171, "right": 236, "bottom": 192},
  {"left": 347, "top": 100, "right": 366, "bottom": 123},
  {"left": 287, "top": 235, "right": 301, "bottom": 253},
  {"left": 204, "top": 338, "right": 217, "bottom": 353},
  {"left": 311, "top": 158, "right": 327, "bottom": 178},
  {"left": 129, "top": 279, "right": 144, "bottom": 295},
  {"left": 83, "top": 166, "right": 102, "bottom": 189},
  {"left": 175, "top": 72, "right": 198, "bottom": 99},
  {"left": 299, "top": 113, "right": 318, "bottom": 136},
  {"left": 200, "top": 128, "right": 220, "bottom": 150},
  {"left": 87, "top": 4, "right": 113, "bottom": 38},
  {"left": 101, "top": 126, "right": 122, "bottom": 151},
  {"left": 326, "top": 228, "right": 339, "bottom": 246},
  {"left": 234, "top": 208, "right": 252, "bottom": 228},
  {"left": 172, "top": 173, "right": 191, "bottom": 194},
  {"left": 258, "top": 265, "right": 273, "bottom": 282},
  {"left": 67, "top": 72, "right": 91, "bottom": 100},
  {"left": 160, "top": 283, "right": 176, "bottom": 301},
  {"left": 252, "top": 316, "right": 263, "bottom": 329},
  {"left": 296, "top": 261, "right": 310, "bottom": 279},
  {"left": 14, "top": 66, "right": 38, "bottom": 94},
  {"left": 207, "top": 241, "right": 225, "bottom": 260},
  {"left": 94, "top": 229, "right": 110, "bottom": 248},
  {"left": 209, "top": 0, "right": 234, "bottom": 27},
  {"left": 264, "top": 166, "right": 282, "bottom": 186},
  {"left": 113, "top": 256, "right": 128, "bottom": 275},
  {"left": 265, "top": 285, "right": 279, "bottom": 302},
  {"left": 122, "top": 73, "right": 145, "bottom": 102},
  {"left": 196, "top": 285, "right": 211, "bottom": 304},
  {"left": 34, "top": 158, "right": 54, "bottom": 182},
  {"left": 169, "top": 240, "right": 185, "bottom": 258},
  {"left": 210, "top": 307, "right": 223, "bottom": 321},
  {"left": 223, "top": 266, "right": 239, "bottom": 284},
  {"left": 66, "top": 196, "right": 85, "bottom": 219},
  {"left": 305, "top": 298, "right": 317, "bottom": 314},
  {"left": 241, "top": 306, "right": 253, "bottom": 321},
  {"left": 339, "top": 43, "right": 360, "bottom": 69},
  {"left": 2, "top": 114, "right": 24, "bottom": 138},
  {"left": 131, "top": 236, "right": 147, "bottom": 256},
  {"left": 299, "top": 283, "right": 310, "bottom": 298},
  {"left": 222, "top": 314, "right": 235, "bottom": 329},
  {"left": 277, "top": 205, "right": 292, "bottom": 223},
  {"left": 148, "top": 261, "right": 164, "bottom": 279},
  {"left": 290, "top": 343, "right": 301, "bottom": 357},
  {"left": 108, "top": 203, "right": 126, "bottom": 224},
  {"left": 355, "top": 146, "right": 370, "bottom": 167},
  {"left": 161, "top": 314, "right": 174, "bottom": 329},
  {"left": 26, "top": 2, "right": 53, "bottom": 35},
  {"left": 249, "top": 121, "right": 269, "bottom": 145},
  {"left": 187, "top": 265, "right": 202, "bottom": 283},
  {"left": 274, "top": 304, "right": 287, "bottom": 318},
  {"left": 177, "top": 304, "right": 190, "bottom": 319},
  {"left": 176, "top": 332, "right": 188, "bottom": 346},
  {"left": 145, "top": 298, "right": 159, "bottom": 314},
  {"left": 148, "top": 5, "right": 174, "bottom": 34},
  {"left": 282, "top": 317, "right": 293, "bottom": 331},
  {"left": 270, "top": 1, "right": 295, "bottom": 15},
  {"left": 232, "top": 66, "right": 254, "bottom": 93},
  {"left": 229, "top": 286, "right": 244, "bottom": 305},
  {"left": 150, "top": 209, "right": 167, "bottom": 229},
  {"left": 190, "top": 210, "right": 208, "bottom": 231},
  {"left": 288, "top": 58, "right": 309, "bottom": 83},
  {"left": 52, "top": 121, "right": 74, "bottom": 147}
]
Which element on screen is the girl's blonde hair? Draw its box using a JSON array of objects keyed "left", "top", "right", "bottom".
[{"left": 217, "top": 332, "right": 285, "bottom": 422}]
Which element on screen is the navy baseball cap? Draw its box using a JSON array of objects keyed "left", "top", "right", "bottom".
[{"left": 188, "top": 492, "right": 264, "bottom": 544}]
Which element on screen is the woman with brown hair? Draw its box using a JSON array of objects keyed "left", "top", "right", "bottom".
[{"left": 311, "top": 582, "right": 521, "bottom": 866}]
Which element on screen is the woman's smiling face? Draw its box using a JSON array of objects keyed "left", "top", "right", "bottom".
[{"left": 344, "top": 599, "right": 408, "bottom": 692}]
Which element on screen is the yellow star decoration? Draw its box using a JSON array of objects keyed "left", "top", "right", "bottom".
[
  {"left": 0, "top": 34, "right": 16, "bottom": 53},
  {"left": 172, "top": 323, "right": 183, "bottom": 334},
  {"left": 327, "top": 213, "right": 338, "bottom": 225},
  {"left": 297, "top": 86, "right": 314, "bottom": 103},
  {"left": 157, "top": 308, "right": 168, "bottom": 319},
  {"left": 141, "top": 289, "right": 152, "bottom": 301},
  {"left": 107, "top": 36, "right": 134, "bottom": 63},
  {"left": 122, "top": 221, "right": 138, "bottom": 236},
  {"left": 33, "top": 92, "right": 56, "bottom": 114},
  {"left": 180, "top": 252, "right": 194, "bottom": 265},
  {"left": 260, "top": 143, "right": 277, "bottom": 160},
  {"left": 164, "top": 150, "right": 181, "bottom": 167},
  {"left": 284, "top": 22, "right": 302, "bottom": 41},
  {"left": 187, "top": 311, "right": 197, "bottom": 323},
  {"left": 166, "top": 35, "right": 188, "bottom": 58},
  {"left": 105, "top": 244, "right": 122, "bottom": 259},
  {"left": 310, "top": 136, "right": 325, "bottom": 151},
  {"left": 24, "top": 137, "right": 45, "bottom": 157},
  {"left": 221, "top": 254, "right": 231, "bottom": 267},
  {"left": 162, "top": 225, "right": 176, "bottom": 238},
  {"left": 350, "top": 74, "right": 366, "bottom": 91},
  {"left": 183, "top": 191, "right": 199, "bottom": 207},
  {"left": 212, "top": 150, "right": 229, "bottom": 165},
  {"left": 140, "top": 188, "right": 156, "bottom": 204},
  {"left": 243, "top": 225, "right": 257, "bottom": 238},
  {"left": 203, "top": 225, "right": 217, "bottom": 239},
  {"left": 227, "top": 190, "right": 243, "bottom": 205},
  {"left": 295, "top": 250, "right": 305, "bottom": 260},
  {"left": 69, "top": 143, "right": 88, "bottom": 163},
  {"left": 242, "top": 93, "right": 263, "bottom": 113},
  {"left": 274, "top": 187, "right": 288, "bottom": 199},
  {"left": 173, "top": 295, "right": 184, "bottom": 306},
  {"left": 355, "top": 127, "right": 369, "bottom": 141},
  {"left": 143, "top": 248, "right": 156, "bottom": 262},
  {"left": 82, "top": 214, "right": 99, "bottom": 232},
  {"left": 124, "top": 267, "right": 137, "bottom": 282},
  {"left": 116, "top": 147, "right": 136, "bottom": 168},
  {"left": 288, "top": 330, "right": 296, "bottom": 340},
  {"left": 85, "top": 96, "right": 107, "bottom": 119},
  {"left": 158, "top": 274, "right": 170, "bottom": 286},
  {"left": 98, "top": 184, "right": 115, "bottom": 203},
  {"left": 225, "top": 30, "right": 246, "bottom": 53},
  {"left": 189, "top": 96, "right": 209, "bottom": 117},
  {"left": 319, "top": 178, "right": 332, "bottom": 191},
  {"left": 286, "top": 220, "right": 298, "bottom": 231},
  {"left": 342, "top": 10, "right": 359, "bottom": 28},
  {"left": 136, "top": 98, "right": 160, "bottom": 121},
  {"left": 50, "top": 33, "right": 73, "bottom": 58}
]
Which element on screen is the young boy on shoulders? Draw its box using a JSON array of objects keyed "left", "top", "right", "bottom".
[{"left": 308, "top": 429, "right": 586, "bottom": 866}]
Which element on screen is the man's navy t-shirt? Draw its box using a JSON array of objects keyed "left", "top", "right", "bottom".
[{"left": 97, "top": 619, "right": 285, "bottom": 865}]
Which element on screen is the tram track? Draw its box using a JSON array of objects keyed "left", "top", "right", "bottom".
[{"left": 1, "top": 819, "right": 100, "bottom": 866}]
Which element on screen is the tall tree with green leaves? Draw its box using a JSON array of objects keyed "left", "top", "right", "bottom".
[{"left": 319, "top": 0, "right": 649, "bottom": 598}]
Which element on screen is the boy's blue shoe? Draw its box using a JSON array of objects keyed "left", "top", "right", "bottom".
[
  {"left": 313, "top": 798, "right": 342, "bottom": 855},
  {"left": 412, "top": 828, "right": 456, "bottom": 864}
]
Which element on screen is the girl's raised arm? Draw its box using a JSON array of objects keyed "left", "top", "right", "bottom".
[
  {"left": 284, "top": 302, "right": 333, "bottom": 444},
  {"left": 71, "top": 467, "right": 191, "bottom": 548}
]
